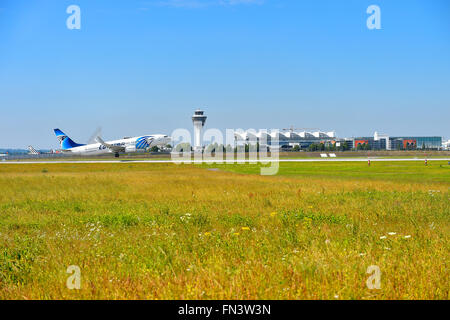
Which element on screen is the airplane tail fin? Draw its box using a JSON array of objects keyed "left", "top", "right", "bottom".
[
  {"left": 28, "top": 146, "right": 40, "bottom": 155},
  {"left": 53, "top": 128, "right": 85, "bottom": 150}
]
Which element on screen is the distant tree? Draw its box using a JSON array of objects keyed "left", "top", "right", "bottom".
[
  {"left": 339, "top": 141, "right": 349, "bottom": 151},
  {"left": 174, "top": 143, "right": 192, "bottom": 153},
  {"left": 319, "top": 143, "right": 325, "bottom": 151},
  {"left": 343, "top": 141, "right": 349, "bottom": 151},
  {"left": 356, "top": 143, "right": 368, "bottom": 151},
  {"left": 293, "top": 145, "right": 300, "bottom": 152},
  {"left": 150, "top": 146, "right": 159, "bottom": 152},
  {"left": 207, "top": 143, "right": 225, "bottom": 153},
  {"left": 205, "top": 143, "right": 215, "bottom": 154}
]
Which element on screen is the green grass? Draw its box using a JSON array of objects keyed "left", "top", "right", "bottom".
[
  {"left": 213, "top": 161, "right": 450, "bottom": 183},
  {"left": 0, "top": 161, "right": 448, "bottom": 299}
]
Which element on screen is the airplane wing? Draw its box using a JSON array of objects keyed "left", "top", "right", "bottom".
[{"left": 95, "top": 136, "right": 126, "bottom": 153}]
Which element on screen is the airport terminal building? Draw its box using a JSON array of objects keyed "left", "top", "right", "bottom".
[
  {"left": 349, "top": 132, "right": 442, "bottom": 150},
  {"left": 233, "top": 129, "right": 443, "bottom": 150},
  {"left": 233, "top": 129, "right": 337, "bottom": 149}
]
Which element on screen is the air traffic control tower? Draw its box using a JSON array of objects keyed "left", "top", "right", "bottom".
[{"left": 192, "top": 109, "right": 207, "bottom": 152}]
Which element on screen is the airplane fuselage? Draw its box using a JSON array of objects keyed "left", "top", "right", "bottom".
[{"left": 62, "top": 135, "right": 170, "bottom": 155}]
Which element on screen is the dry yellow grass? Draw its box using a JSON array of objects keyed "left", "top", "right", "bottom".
[{"left": 0, "top": 162, "right": 448, "bottom": 299}]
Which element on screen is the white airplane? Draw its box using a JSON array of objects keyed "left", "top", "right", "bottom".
[
  {"left": 28, "top": 146, "right": 59, "bottom": 155},
  {"left": 28, "top": 146, "right": 40, "bottom": 155},
  {"left": 54, "top": 128, "right": 170, "bottom": 158}
]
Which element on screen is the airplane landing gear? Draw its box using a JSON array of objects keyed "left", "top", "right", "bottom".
[{"left": 114, "top": 153, "right": 119, "bottom": 158}]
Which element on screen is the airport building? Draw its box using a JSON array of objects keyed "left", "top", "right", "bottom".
[
  {"left": 441, "top": 139, "right": 450, "bottom": 150},
  {"left": 349, "top": 132, "right": 442, "bottom": 150},
  {"left": 232, "top": 129, "right": 443, "bottom": 151},
  {"left": 233, "top": 129, "right": 337, "bottom": 149}
]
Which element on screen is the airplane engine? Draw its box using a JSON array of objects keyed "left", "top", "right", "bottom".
[
  {"left": 126, "top": 145, "right": 146, "bottom": 153},
  {"left": 125, "top": 146, "right": 136, "bottom": 153}
]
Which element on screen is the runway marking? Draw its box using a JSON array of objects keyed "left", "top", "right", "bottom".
[{"left": 1, "top": 158, "right": 450, "bottom": 164}]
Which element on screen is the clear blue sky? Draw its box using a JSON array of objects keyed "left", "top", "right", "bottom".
[{"left": 0, "top": 0, "right": 449, "bottom": 148}]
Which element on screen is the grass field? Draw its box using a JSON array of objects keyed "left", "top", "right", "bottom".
[{"left": 0, "top": 161, "right": 448, "bottom": 299}]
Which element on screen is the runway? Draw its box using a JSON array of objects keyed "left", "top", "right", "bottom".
[{"left": 1, "top": 158, "right": 450, "bottom": 164}]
